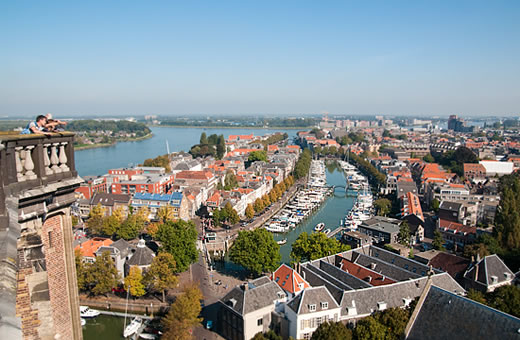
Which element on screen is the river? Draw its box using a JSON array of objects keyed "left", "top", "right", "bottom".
[{"left": 75, "top": 126, "right": 298, "bottom": 176}]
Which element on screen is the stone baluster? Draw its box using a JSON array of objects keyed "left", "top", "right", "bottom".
[
  {"left": 23, "top": 145, "right": 37, "bottom": 180},
  {"left": 50, "top": 144, "right": 61, "bottom": 173},
  {"left": 43, "top": 143, "right": 53, "bottom": 176},
  {"left": 59, "top": 142, "right": 69, "bottom": 172},
  {"left": 15, "top": 146, "right": 26, "bottom": 181}
]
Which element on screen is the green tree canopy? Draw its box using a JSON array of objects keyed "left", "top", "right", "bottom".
[
  {"left": 398, "top": 221, "right": 411, "bottom": 247},
  {"left": 290, "top": 232, "right": 350, "bottom": 263},
  {"left": 374, "top": 198, "right": 391, "bottom": 217},
  {"left": 162, "top": 284, "right": 203, "bottom": 340},
  {"left": 229, "top": 228, "right": 281, "bottom": 276},
  {"left": 144, "top": 252, "right": 179, "bottom": 302},
  {"left": 155, "top": 220, "right": 198, "bottom": 272},
  {"left": 117, "top": 213, "right": 145, "bottom": 240},
  {"left": 248, "top": 150, "right": 268, "bottom": 163},
  {"left": 432, "top": 230, "right": 445, "bottom": 251},
  {"left": 89, "top": 251, "right": 120, "bottom": 295},
  {"left": 311, "top": 321, "right": 352, "bottom": 340}
]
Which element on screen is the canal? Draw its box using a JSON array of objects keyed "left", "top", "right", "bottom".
[{"left": 83, "top": 161, "right": 354, "bottom": 337}]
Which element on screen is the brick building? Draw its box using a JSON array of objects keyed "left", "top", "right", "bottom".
[{"left": 0, "top": 132, "right": 83, "bottom": 339}]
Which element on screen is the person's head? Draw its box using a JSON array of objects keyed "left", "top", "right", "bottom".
[
  {"left": 36, "top": 115, "right": 47, "bottom": 126},
  {"left": 45, "top": 113, "right": 53, "bottom": 120}
]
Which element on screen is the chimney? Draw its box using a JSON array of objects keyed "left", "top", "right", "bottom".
[
  {"left": 242, "top": 283, "right": 249, "bottom": 291},
  {"left": 370, "top": 263, "right": 377, "bottom": 270}
]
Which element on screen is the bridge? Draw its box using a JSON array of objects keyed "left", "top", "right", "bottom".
[{"left": 327, "top": 226, "right": 347, "bottom": 239}]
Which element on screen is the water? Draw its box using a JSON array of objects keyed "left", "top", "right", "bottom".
[
  {"left": 273, "top": 161, "right": 355, "bottom": 263},
  {"left": 83, "top": 315, "right": 126, "bottom": 340},
  {"left": 75, "top": 126, "right": 297, "bottom": 176},
  {"left": 214, "top": 161, "right": 355, "bottom": 273}
]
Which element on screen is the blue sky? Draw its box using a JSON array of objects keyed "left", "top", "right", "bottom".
[{"left": 1, "top": 1, "right": 519, "bottom": 117}]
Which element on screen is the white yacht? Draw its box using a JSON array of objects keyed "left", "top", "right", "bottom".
[
  {"left": 80, "top": 306, "right": 100, "bottom": 318},
  {"left": 314, "top": 222, "right": 325, "bottom": 232},
  {"left": 124, "top": 317, "right": 143, "bottom": 338}
]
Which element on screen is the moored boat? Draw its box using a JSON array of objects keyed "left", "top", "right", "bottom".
[
  {"left": 314, "top": 222, "right": 325, "bottom": 232},
  {"left": 124, "top": 317, "right": 143, "bottom": 338},
  {"left": 277, "top": 238, "right": 287, "bottom": 245},
  {"left": 80, "top": 306, "right": 100, "bottom": 318}
]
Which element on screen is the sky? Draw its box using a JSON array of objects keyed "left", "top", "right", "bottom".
[{"left": 1, "top": 1, "right": 519, "bottom": 117}]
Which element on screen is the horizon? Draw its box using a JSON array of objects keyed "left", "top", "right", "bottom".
[{"left": 1, "top": 1, "right": 519, "bottom": 116}]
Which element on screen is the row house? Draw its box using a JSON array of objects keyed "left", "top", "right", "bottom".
[
  {"left": 218, "top": 245, "right": 465, "bottom": 340},
  {"left": 130, "top": 192, "right": 187, "bottom": 220},
  {"left": 437, "top": 218, "right": 476, "bottom": 249},
  {"left": 76, "top": 175, "right": 108, "bottom": 199},
  {"left": 174, "top": 170, "right": 217, "bottom": 195},
  {"left": 111, "top": 173, "right": 175, "bottom": 195},
  {"left": 425, "top": 182, "right": 469, "bottom": 207},
  {"left": 90, "top": 192, "right": 131, "bottom": 217}
]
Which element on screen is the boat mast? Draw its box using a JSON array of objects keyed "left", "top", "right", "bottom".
[{"left": 124, "top": 285, "right": 130, "bottom": 333}]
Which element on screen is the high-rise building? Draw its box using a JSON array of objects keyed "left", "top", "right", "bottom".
[{"left": 0, "top": 132, "right": 83, "bottom": 339}]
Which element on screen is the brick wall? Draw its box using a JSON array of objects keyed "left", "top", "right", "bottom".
[
  {"left": 42, "top": 214, "right": 74, "bottom": 340},
  {"left": 16, "top": 265, "right": 42, "bottom": 340}
]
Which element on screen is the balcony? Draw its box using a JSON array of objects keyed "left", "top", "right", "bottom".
[{"left": 0, "top": 132, "right": 80, "bottom": 216}]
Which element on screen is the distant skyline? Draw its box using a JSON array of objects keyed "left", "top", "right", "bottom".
[{"left": 1, "top": 1, "right": 519, "bottom": 117}]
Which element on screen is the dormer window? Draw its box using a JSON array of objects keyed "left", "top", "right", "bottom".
[
  {"left": 491, "top": 275, "right": 498, "bottom": 284},
  {"left": 504, "top": 272, "right": 512, "bottom": 280},
  {"left": 377, "top": 302, "right": 387, "bottom": 311},
  {"left": 275, "top": 277, "right": 279, "bottom": 282},
  {"left": 403, "top": 297, "right": 412, "bottom": 307},
  {"left": 309, "top": 304, "right": 316, "bottom": 312},
  {"left": 321, "top": 302, "right": 328, "bottom": 310}
]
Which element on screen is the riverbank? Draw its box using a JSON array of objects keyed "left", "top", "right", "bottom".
[
  {"left": 74, "top": 133, "right": 153, "bottom": 151},
  {"left": 148, "top": 124, "right": 309, "bottom": 130}
]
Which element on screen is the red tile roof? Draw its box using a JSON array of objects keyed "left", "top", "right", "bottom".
[
  {"left": 340, "top": 259, "right": 396, "bottom": 286},
  {"left": 272, "top": 264, "right": 309, "bottom": 294},
  {"left": 75, "top": 238, "right": 113, "bottom": 258}
]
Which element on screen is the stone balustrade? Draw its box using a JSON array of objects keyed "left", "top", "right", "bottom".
[{"left": 0, "top": 132, "right": 78, "bottom": 214}]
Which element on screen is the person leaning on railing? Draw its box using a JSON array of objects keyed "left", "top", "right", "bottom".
[
  {"left": 44, "top": 113, "right": 68, "bottom": 132},
  {"left": 20, "top": 115, "right": 52, "bottom": 135}
]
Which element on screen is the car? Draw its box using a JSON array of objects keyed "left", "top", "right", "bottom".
[{"left": 420, "top": 243, "right": 432, "bottom": 251}]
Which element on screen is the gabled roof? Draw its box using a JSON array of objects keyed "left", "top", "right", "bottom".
[
  {"left": 405, "top": 285, "right": 520, "bottom": 340},
  {"left": 429, "top": 252, "right": 470, "bottom": 281},
  {"left": 287, "top": 286, "right": 339, "bottom": 315},
  {"left": 126, "top": 239, "right": 155, "bottom": 266},
  {"left": 75, "top": 237, "right": 113, "bottom": 258},
  {"left": 90, "top": 193, "right": 131, "bottom": 206},
  {"left": 272, "top": 264, "right": 310, "bottom": 294},
  {"left": 463, "top": 254, "right": 515, "bottom": 287},
  {"left": 220, "top": 277, "right": 285, "bottom": 315}
]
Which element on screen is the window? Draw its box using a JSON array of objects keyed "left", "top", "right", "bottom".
[
  {"left": 404, "top": 264, "right": 409, "bottom": 270},
  {"left": 257, "top": 318, "right": 263, "bottom": 326},
  {"left": 303, "top": 333, "right": 311, "bottom": 340},
  {"left": 321, "top": 302, "right": 328, "bottom": 310},
  {"left": 316, "top": 316, "right": 323, "bottom": 326},
  {"left": 412, "top": 267, "right": 417, "bottom": 273},
  {"left": 48, "top": 231, "right": 53, "bottom": 248},
  {"left": 309, "top": 304, "right": 316, "bottom": 312},
  {"left": 377, "top": 302, "right": 387, "bottom": 311}
]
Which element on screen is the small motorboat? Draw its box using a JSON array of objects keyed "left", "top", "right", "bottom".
[
  {"left": 139, "top": 333, "right": 158, "bottom": 340},
  {"left": 81, "top": 318, "right": 86, "bottom": 326},
  {"left": 323, "top": 229, "right": 331, "bottom": 235},
  {"left": 314, "top": 222, "right": 325, "bottom": 232},
  {"left": 80, "top": 306, "right": 100, "bottom": 318},
  {"left": 124, "top": 317, "right": 143, "bottom": 338},
  {"left": 277, "top": 238, "right": 287, "bottom": 245}
]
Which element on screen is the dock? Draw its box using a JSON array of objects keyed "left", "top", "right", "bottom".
[
  {"left": 97, "top": 310, "right": 156, "bottom": 320},
  {"left": 328, "top": 226, "right": 346, "bottom": 239}
]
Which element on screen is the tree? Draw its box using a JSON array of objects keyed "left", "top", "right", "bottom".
[
  {"left": 467, "top": 289, "right": 487, "bottom": 305},
  {"left": 124, "top": 266, "right": 146, "bottom": 297},
  {"left": 135, "top": 206, "right": 150, "bottom": 224},
  {"left": 87, "top": 204, "right": 106, "bottom": 234},
  {"left": 423, "top": 154, "right": 435, "bottom": 163},
  {"left": 89, "top": 251, "right": 120, "bottom": 295},
  {"left": 311, "top": 321, "right": 352, "bottom": 340},
  {"left": 263, "top": 194, "right": 271, "bottom": 207},
  {"left": 158, "top": 206, "right": 176, "bottom": 223},
  {"left": 162, "top": 284, "right": 203, "bottom": 340},
  {"left": 430, "top": 198, "right": 440, "bottom": 212},
  {"left": 200, "top": 132, "right": 208, "bottom": 145},
  {"left": 495, "top": 173, "right": 520, "bottom": 250},
  {"left": 229, "top": 228, "right": 281, "bottom": 276},
  {"left": 102, "top": 206, "right": 125, "bottom": 236},
  {"left": 155, "top": 220, "right": 198, "bottom": 272},
  {"left": 245, "top": 204, "right": 255, "bottom": 219},
  {"left": 291, "top": 232, "right": 350, "bottom": 263},
  {"left": 463, "top": 243, "right": 490, "bottom": 259},
  {"left": 353, "top": 316, "right": 387, "bottom": 340},
  {"left": 374, "top": 198, "right": 391, "bottom": 216},
  {"left": 252, "top": 330, "right": 283, "bottom": 340},
  {"left": 488, "top": 285, "right": 520, "bottom": 318},
  {"left": 398, "top": 221, "right": 411, "bottom": 247},
  {"left": 75, "top": 249, "right": 89, "bottom": 291},
  {"left": 254, "top": 198, "right": 265, "bottom": 213},
  {"left": 374, "top": 307, "right": 410, "bottom": 340},
  {"left": 223, "top": 170, "right": 238, "bottom": 190},
  {"left": 216, "top": 134, "right": 226, "bottom": 159},
  {"left": 117, "top": 213, "right": 144, "bottom": 240},
  {"left": 223, "top": 202, "right": 240, "bottom": 225},
  {"left": 248, "top": 150, "right": 268, "bottom": 163},
  {"left": 144, "top": 252, "right": 179, "bottom": 302},
  {"left": 432, "top": 230, "right": 445, "bottom": 250}
]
